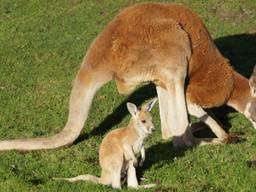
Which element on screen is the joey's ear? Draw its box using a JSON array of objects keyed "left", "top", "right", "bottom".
[
  {"left": 143, "top": 98, "right": 158, "bottom": 112},
  {"left": 127, "top": 102, "right": 138, "bottom": 117},
  {"left": 249, "top": 66, "right": 256, "bottom": 97}
]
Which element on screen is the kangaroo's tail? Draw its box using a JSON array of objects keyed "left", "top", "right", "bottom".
[
  {"left": 0, "top": 66, "right": 112, "bottom": 151},
  {"left": 53, "top": 174, "right": 100, "bottom": 183}
]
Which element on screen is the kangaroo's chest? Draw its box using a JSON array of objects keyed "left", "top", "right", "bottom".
[{"left": 132, "top": 138, "right": 144, "bottom": 155}]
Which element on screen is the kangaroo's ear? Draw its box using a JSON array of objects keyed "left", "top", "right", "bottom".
[
  {"left": 127, "top": 102, "right": 138, "bottom": 117},
  {"left": 143, "top": 98, "right": 158, "bottom": 112},
  {"left": 249, "top": 66, "right": 256, "bottom": 97}
]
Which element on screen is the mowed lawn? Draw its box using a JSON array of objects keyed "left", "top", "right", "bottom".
[{"left": 0, "top": 0, "right": 256, "bottom": 191}]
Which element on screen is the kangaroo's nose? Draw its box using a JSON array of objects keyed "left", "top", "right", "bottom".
[{"left": 152, "top": 128, "right": 155, "bottom": 132}]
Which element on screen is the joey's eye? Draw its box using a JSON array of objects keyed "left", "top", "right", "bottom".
[{"left": 141, "top": 120, "right": 146, "bottom": 123}]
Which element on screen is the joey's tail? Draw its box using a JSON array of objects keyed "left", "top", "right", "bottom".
[
  {"left": 53, "top": 176, "right": 157, "bottom": 188},
  {"left": 53, "top": 174, "right": 100, "bottom": 183},
  {"left": 0, "top": 67, "right": 112, "bottom": 150}
]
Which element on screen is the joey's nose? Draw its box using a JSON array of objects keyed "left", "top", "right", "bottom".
[{"left": 152, "top": 128, "right": 155, "bottom": 132}]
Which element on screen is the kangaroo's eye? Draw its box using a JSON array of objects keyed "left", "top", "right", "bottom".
[{"left": 141, "top": 120, "right": 146, "bottom": 123}]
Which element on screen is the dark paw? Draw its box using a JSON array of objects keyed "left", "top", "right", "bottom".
[{"left": 224, "top": 133, "right": 245, "bottom": 144}]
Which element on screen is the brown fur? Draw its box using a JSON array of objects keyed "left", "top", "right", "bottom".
[{"left": 228, "top": 72, "right": 251, "bottom": 112}]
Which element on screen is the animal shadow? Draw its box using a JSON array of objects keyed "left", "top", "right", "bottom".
[
  {"left": 215, "top": 33, "right": 256, "bottom": 78},
  {"left": 136, "top": 141, "right": 187, "bottom": 182}
]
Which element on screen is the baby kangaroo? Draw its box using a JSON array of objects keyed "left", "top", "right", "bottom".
[{"left": 54, "top": 98, "right": 157, "bottom": 189}]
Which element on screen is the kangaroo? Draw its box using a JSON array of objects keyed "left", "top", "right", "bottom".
[
  {"left": 0, "top": 3, "right": 254, "bottom": 150},
  {"left": 54, "top": 99, "right": 157, "bottom": 189}
]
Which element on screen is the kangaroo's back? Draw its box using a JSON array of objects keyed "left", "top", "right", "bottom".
[{"left": 85, "top": 3, "right": 235, "bottom": 107}]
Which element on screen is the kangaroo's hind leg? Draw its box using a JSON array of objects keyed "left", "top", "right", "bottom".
[
  {"left": 157, "top": 54, "right": 194, "bottom": 147},
  {"left": 110, "top": 166, "right": 122, "bottom": 189},
  {"left": 187, "top": 103, "right": 229, "bottom": 139},
  {"left": 151, "top": 20, "right": 193, "bottom": 147},
  {"left": 101, "top": 154, "right": 123, "bottom": 188},
  {"left": 127, "top": 160, "right": 138, "bottom": 189},
  {"left": 156, "top": 86, "right": 171, "bottom": 139},
  {"left": 187, "top": 103, "right": 241, "bottom": 144},
  {"left": 100, "top": 169, "right": 113, "bottom": 186}
]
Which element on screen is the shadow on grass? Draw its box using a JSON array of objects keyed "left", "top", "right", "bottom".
[
  {"left": 215, "top": 33, "right": 256, "bottom": 78},
  {"left": 75, "top": 83, "right": 157, "bottom": 144},
  {"left": 136, "top": 141, "right": 188, "bottom": 182},
  {"left": 193, "top": 106, "right": 236, "bottom": 138}
]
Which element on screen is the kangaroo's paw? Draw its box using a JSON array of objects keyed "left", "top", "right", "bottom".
[{"left": 224, "top": 133, "right": 246, "bottom": 144}]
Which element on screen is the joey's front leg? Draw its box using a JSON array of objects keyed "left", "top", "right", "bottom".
[
  {"left": 139, "top": 147, "right": 145, "bottom": 166},
  {"left": 123, "top": 144, "right": 138, "bottom": 166}
]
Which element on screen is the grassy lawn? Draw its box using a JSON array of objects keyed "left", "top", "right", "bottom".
[{"left": 0, "top": 0, "right": 256, "bottom": 191}]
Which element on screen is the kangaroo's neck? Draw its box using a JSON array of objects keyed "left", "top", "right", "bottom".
[{"left": 227, "top": 72, "right": 251, "bottom": 113}]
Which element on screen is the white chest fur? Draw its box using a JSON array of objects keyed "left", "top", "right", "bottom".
[{"left": 132, "top": 137, "right": 144, "bottom": 155}]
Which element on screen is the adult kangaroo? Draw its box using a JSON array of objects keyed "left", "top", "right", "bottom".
[{"left": 0, "top": 3, "right": 254, "bottom": 150}]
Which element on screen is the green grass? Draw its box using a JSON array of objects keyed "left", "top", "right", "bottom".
[{"left": 0, "top": 0, "right": 256, "bottom": 191}]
